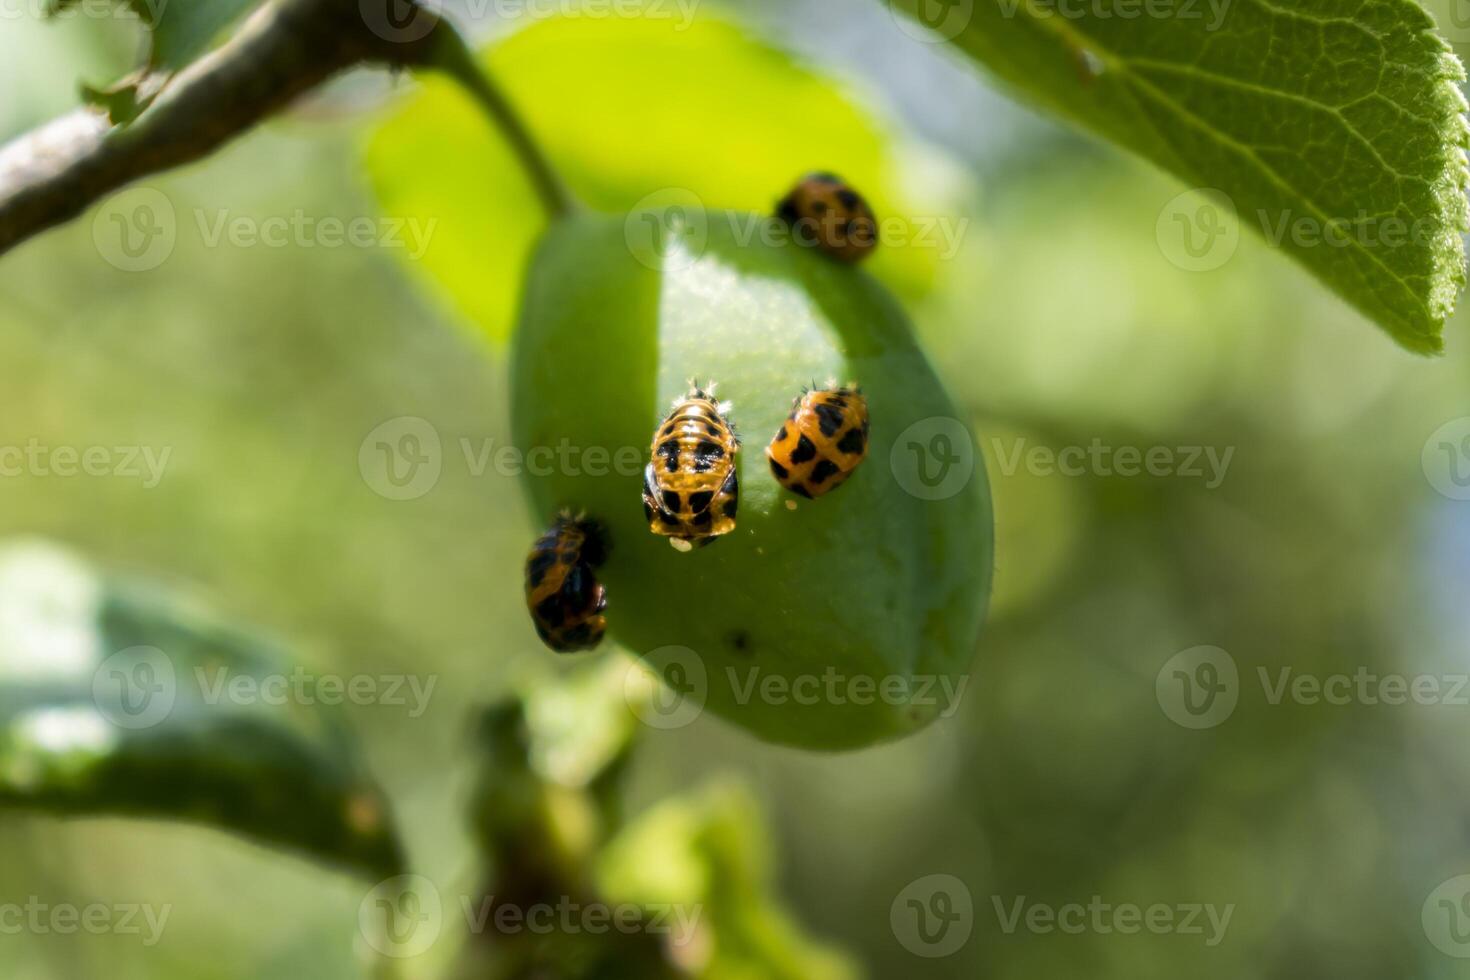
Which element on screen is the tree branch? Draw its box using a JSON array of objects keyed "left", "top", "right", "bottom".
[{"left": 0, "top": 0, "right": 447, "bottom": 256}]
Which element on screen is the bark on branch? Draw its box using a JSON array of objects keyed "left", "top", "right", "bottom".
[{"left": 0, "top": 0, "right": 445, "bottom": 256}]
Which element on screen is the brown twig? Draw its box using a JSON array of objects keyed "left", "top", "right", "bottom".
[{"left": 0, "top": 0, "right": 448, "bottom": 256}]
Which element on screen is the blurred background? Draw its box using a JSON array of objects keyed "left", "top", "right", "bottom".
[{"left": 4, "top": 0, "right": 1470, "bottom": 977}]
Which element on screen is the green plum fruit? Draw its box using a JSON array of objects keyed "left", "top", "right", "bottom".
[{"left": 511, "top": 208, "right": 991, "bottom": 750}]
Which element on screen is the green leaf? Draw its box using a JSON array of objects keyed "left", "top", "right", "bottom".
[
  {"left": 63, "top": 0, "right": 263, "bottom": 122},
  {"left": 891, "top": 0, "right": 1470, "bottom": 353},
  {"left": 366, "top": 13, "right": 965, "bottom": 346},
  {"left": 0, "top": 540, "right": 404, "bottom": 878},
  {"left": 143, "top": 0, "right": 261, "bottom": 73},
  {"left": 597, "top": 781, "right": 859, "bottom": 980}
]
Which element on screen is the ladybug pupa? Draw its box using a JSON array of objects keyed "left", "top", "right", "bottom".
[
  {"left": 775, "top": 173, "right": 879, "bottom": 264},
  {"left": 767, "top": 383, "right": 870, "bottom": 498},
  {"left": 642, "top": 383, "right": 740, "bottom": 551},
  {"left": 524, "top": 512, "right": 609, "bottom": 652}
]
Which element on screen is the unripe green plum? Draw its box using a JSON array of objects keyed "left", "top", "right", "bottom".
[{"left": 511, "top": 209, "right": 991, "bottom": 750}]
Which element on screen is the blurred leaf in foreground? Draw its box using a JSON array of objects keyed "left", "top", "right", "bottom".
[
  {"left": 891, "top": 0, "right": 1470, "bottom": 352},
  {"left": 0, "top": 539, "right": 404, "bottom": 878}
]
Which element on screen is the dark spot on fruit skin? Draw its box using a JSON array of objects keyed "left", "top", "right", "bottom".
[
  {"left": 769, "top": 459, "right": 790, "bottom": 481},
  {"left": 814, "top": 403, "right": 844, "bottom": 437},
  {"left": 729, "top": 630, "right": 752, "bottom": 655},
  {"left": 837, "top": 427, "right": 866, "bottom": 455},
  {"left": 790, "top": 435, "right": 818, "bottom": 464},
  {"left": 811, "top": 459, "right": 840, "bottom": 485}
]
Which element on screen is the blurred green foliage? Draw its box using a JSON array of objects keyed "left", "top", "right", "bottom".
[
  {"left": 0, "top": 541, "right": 403, "bottom": 879},
  {"left": 3, "top": 3, "right": 1470, "bottom": 980},
  {"left": 366, "top": 14, "right": 965, "bottom": 344}
]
